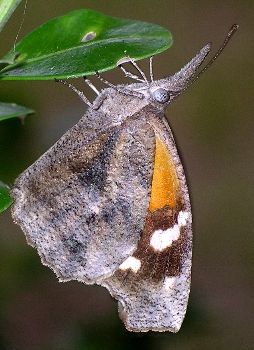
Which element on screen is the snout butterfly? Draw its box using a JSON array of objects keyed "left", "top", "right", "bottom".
[{"left": 11, "top": 24, "right": 238, "bottom": 332}]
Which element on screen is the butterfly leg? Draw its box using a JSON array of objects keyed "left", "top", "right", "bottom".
[
  {"left": 55, "top": 79, "right": 92, "bottom": 106},
  {"left": 117, "top": 55, "right": 150, "bottom": 84},
  {"left": 149, "top": 56, "right": 154, "bottom": 82},
  {"left": 95, "top": 72, "right": 144, "bottom": 99},
  {"left": 118, "top": 64, "right": 145, "bottom": 83},
  {"left": 83, "top": 77, "right": 100, "bottom": 95},
  {"left": 126, "top": 56, "right": 149, "bottom": 84}
]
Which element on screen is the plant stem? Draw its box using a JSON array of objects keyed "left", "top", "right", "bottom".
[{"left": 0, "top": 0, "right": 22, "bottom": 32}]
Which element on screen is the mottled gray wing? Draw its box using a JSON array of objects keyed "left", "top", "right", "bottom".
[
  {"left": 100, "top": 113, "right": 192, "bottom": 332},
  {"left": 11, "top": 112, "right": 155, "bottom": 283}
]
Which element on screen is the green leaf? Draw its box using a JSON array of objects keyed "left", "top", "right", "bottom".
[
  {"left": 0, "top": 102, "right": 34, "bottom": 121},
  {"left": 0, "top": 181, "right": 13, "bottom": 213},
  {"left": 0, "top": 0, "right": 22, "bottom": 33},
  {"left": 0, "top": 9, "right": 172, "bottom": 80}
]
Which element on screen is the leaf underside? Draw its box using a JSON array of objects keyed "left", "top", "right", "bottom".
[{"left": 0, "top": 9, "right": 172, "bottom": 80}]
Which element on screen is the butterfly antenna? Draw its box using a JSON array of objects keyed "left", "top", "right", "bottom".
[{"left": 191, "top": 24, "right": 239, "bottom": 84}]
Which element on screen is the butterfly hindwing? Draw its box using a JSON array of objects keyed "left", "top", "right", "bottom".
[
  {"left": 11, "top": 110, "right": 156, "bottom": 283},
  {"left": 100, "top": 110, "right": 192, "bottom": 332}
]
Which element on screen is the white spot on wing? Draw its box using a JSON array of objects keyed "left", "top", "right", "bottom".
[
  {"left": 119, "top": 256, "right": 141, "bottom": 273},
  {"left": 150, "top": 225, "right": 180, "bottom": 251},
  {"left": 150, "top": 210, "right": 190, "bottom": 252},
  {"left": 164, "top": 276, "right": 177, "bottom": 290},
  {"left": 177, "top": 211, "right": 189, "bottom": 226}
]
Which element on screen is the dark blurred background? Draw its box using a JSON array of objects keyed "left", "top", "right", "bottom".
[{"left": 0, "top": 1, "right": 253, "bottom": 349}]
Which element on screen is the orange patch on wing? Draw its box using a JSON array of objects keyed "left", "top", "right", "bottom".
[{"left": 149, "top": 136, "right": 179, "bottom": 212}]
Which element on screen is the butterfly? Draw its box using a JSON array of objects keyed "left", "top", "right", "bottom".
[{"left": 11, "top": 24, "right": 238, "bottom": 332}]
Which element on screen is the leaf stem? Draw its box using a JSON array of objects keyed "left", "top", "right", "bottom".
[{"left": 0, "top": 0, "right": 22, "bottom": 32}]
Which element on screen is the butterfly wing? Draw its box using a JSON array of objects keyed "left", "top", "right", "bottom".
[
  {"left": 100, "top": 111, "right": 192, "bottom": 332},
  {"left": 11, "top": 110, "right": 156, "bottom": 283}
]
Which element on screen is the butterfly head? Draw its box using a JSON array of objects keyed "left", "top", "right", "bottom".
[
  {"left": 129, "top": 42, "right": 211, "bottom": 110},
  {"left": 150, "top": 43, "right": 212, "bottom": 106},
  {"left": 132, "top": 24, "right": 238, "bottom": 110}
]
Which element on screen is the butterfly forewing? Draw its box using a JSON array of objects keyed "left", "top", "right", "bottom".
[{"left": 11, "top": 111, "right": 156, "bottom": 283}]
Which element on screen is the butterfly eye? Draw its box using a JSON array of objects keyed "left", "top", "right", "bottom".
[{"left": 152, "top": 88, "right": 170, "bottom": 104}]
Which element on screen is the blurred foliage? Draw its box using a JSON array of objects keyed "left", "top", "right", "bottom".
[
  {"left": 0, "top": 100, "right": 33, "bottom": 213},
  {"left": 0, "top": 0, "right": 22, "bottom": 32},
  {"left": 0, "top": 1, "right": 31, "bottom": 211},
  {"left": 0, "top": 181, "right": 12, "bottom": 213},
  {"left": 0, "top": 102, "right": 33, "bottom": 121}
]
